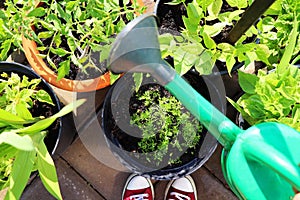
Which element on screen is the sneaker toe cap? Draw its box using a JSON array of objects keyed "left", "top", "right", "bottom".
[
  {"left": 172, "top": 177, "right": 194, "bottom": 192},
  {"left": 127, "top": 176, "right": 151, "bottom": 190}
]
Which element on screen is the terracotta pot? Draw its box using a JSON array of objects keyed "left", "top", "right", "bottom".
[{"left": 22, "top": 0, "right": 144, "bottom": 92}]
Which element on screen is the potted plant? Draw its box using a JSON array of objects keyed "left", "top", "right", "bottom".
[
  {"left": 101, "top": 71, "right": 226, "bottom": 180},
  {"left": 228, "top": 18, "right": 299, "bottom": 131},
  {"left": 19, "top": 0, "right": 145, "bottom": 92},
  {"left": 154, "top": 0, "right": 273, "bottom": 98},
  {"left": 0, "top": 62, "right": 84, "bottom": 199},
  {"left": 155, "top": 0, "right": 272, "bottom": 75}
]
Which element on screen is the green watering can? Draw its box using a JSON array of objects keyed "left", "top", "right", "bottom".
[{"left": 108, "top": 14, "right": 300, "bottom": 199}]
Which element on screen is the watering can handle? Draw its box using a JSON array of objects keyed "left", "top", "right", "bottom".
[
  {"left": 243, "top": 139, "right": 300, "bottom": 191},
  {"left": 165, "top": 73, "right": 242, "bottom": 148}
]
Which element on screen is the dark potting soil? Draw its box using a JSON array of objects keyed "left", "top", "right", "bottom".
[{"left": 0, "top": 2, "right": 5, "bottom": 9}]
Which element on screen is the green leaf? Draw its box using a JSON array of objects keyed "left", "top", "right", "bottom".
[
  {"left": 238, "top": 70, "right": 259, "bottom": 94},
  {"left": 36, "top": 47, "right": 47, "bottom": 51},
  {"left": 196, "top": 0, "right": 214, "bottom": 12},
  {"left": 277, "top": 19, "right": 298, "bottom": 73},
  {"left": 27, "top": 7, "right": 46, "bottom": 17},
  {"left": 0, "top": 40, "right": 12, "bottom": 61},
  {"left": 0, "top": 109, "right": 26, "bottom": 124},
  {"left": 226, "top": 54, "right": 236, "bottom": 74},
  {"left": 57, "top": 60, "right": 70, "bottom": 81},
  {"left": 37, "top": 141, "right": 62, "bottom": 200},
  {"left": 226, "top": 0, "right": 248, "bottom": 9},
  {"left": 0, "top": 132, "right": 34, "bottom": 151},
  {"left": 38, "top": 31, "right": 54, "bottom": 39},
  {"left": 195, "top": 51, "right": 215, "bottom": 75},
  {"left": 186, "top": 1, "right": 202, "bottom": 22},
  {"left": 203, "top": 23, "right": 226, "bottom": 37},
  {"left": 109, "top": 73, "right": 120, "bottom": 85},
  {"left": 67, "top": 38, "right": 77, "bottom": 52},
  {"left": 264, "top": 0, "right": 282, "bottom": 15},
  {"left": 50, "top": 48, "right": 69, "bottom": 57},
  {"left": 54, "top": 34, "right": 62, "bottom": 48},
  {"left": 207, "top": 0, "right": 222, "bottom": 17},
  {"left": 46, "top": 55, "right": 57, "bottom": 70},
  {"left": 133, "top": 73, "right": 143, "bottom": 92},
  {"left": 15, "top": 103, "right": 33, "bottom": 120},
  {"left": 4, "top": 150, "right": 36, "bottom": 200},
  {"left": 255, "top": 44, "right": 270, "bottom": 65},
  {"left": 257, "top": 17, "right": 275, "bottom": 33},
  {"left": 203, "top": 32, "right": 216, "bottom": 49},
  {"left": 35, "top": 90, "right": 54, "bottom": 106}
]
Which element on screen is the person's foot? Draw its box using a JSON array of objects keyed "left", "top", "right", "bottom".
[
  {"left": 164, "top": 175, "right": 197, "bottom": 200},
  {"left": 122, "top": 174, "right": 154, "bottom": 200}
]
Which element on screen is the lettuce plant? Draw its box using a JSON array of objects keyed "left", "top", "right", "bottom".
[
  {"left": 0, "top": 72, "right": 85, "bottom": 199},
  {"left": 257, "top": 0, "right": 300, "bottom": 66},
  {"left": 228, "top": 18, "right": 299, "bottom": 131}
]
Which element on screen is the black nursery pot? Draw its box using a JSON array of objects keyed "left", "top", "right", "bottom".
[
  {"left": 0, "top": 62, "right": 62, "bottom": 155},
  {"left": 101, "top": 71, "right": 226, "bottom": 180}
]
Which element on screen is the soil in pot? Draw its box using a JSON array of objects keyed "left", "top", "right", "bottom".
[
  {"left": 0, "top": 1, "right": 5, "bottom": 9},
  {"left": 101, "top": 71, "right": 222, "bottom": 179}
]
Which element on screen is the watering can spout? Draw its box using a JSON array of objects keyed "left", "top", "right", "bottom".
[{"left": 109, "top": 14, "right": 176, "bottom": 85}]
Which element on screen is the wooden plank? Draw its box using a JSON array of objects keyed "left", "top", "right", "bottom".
[
  {"left": 62, "top": 137, "right": 130, "bottom": 200},
  {"left": 21, "top": 158, "right": 105, "bottom": 200}
]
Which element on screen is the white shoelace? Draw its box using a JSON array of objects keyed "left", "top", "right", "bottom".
[
  {"left": 168, "top": 192, "right": 191, "bottom": 200},
  {"left": 129, "top": 193, "right": 149, "bottom": 200}
]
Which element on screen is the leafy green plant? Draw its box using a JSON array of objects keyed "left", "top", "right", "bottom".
[
  {"left": 257, "top": 0, "right": 300, "bottom": 66},
  {"left": 0, "top": 72, "right": 85, "bottom": 199},
  {"left": 130, "top": 84, "right": 202, "bottom": 166},
  {"left": 25, "top": 0, "right": 144, "bottom": 81},
  {"left": 228, "top": 18, "right": 299, "bottom": 131},
  {"left": 0, "top": 0, "right": 37, "bottom": 61},
  {"left": 158, "top": 0, "right": 270, "bottom": 75}
]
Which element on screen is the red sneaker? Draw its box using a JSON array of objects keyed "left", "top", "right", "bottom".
[
  {"left": 164, "top": 175, "right": 197, "bottom": 200},
  {"left": 122, "top": 174, "right": 154, "bottom": 200}
]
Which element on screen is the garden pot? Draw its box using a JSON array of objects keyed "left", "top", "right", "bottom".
[
  {"left": 22, "top": 0, "right": 145, "bottom": 93},
  {"left": 0, "top": 61, "right": 62, "bottom": 155},
  {"left": 101, "top": 71, "right": 226, "bottom": 180}
]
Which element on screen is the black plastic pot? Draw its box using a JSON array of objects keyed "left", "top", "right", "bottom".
[
  {"left": 0, "top": 61, "right": 62, "bottom": 155},
  {"left": 101, "top": 71, "right": 226, "bottom": 180}
]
